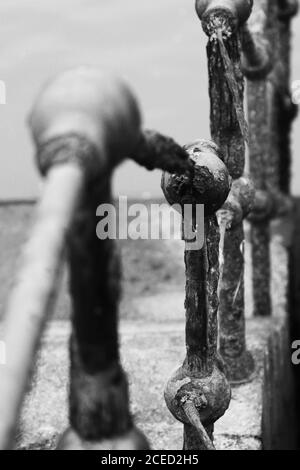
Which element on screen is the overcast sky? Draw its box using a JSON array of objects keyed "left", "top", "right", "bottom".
[{"left": 0, "top": 0, "right": 299, "bottom": 200}]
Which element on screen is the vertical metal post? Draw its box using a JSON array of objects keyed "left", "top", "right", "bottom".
[
  {"left": 196, "top": 0, "right": 255, "bottom": 383},
  {"left": 245, "top": 0, "right": 274, "bottom": 317},
  {"left": 277, "top": 0, "right": 299, "bottom": 194},
  {"left": 245, "top": 0, "right": 297, "bottom": 316},
  {"left": 162, "top": 140, "right": 232, "bottom": 450}
]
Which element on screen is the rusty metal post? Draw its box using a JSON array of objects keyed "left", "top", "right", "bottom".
[
  {"left": 244, "top": 0, "right": 297, "bottom": 316},
  {"left": 196, "top": 0, "right": 255, "bottom": 383},
  {"left": 162, "top": 140, "right": 232, "bottom": 450},
  {"left": 277, "top": 0, "right": 299, "bottom": 194},
  {"left": 244, "top": 0, "right": 274, "bottom": 318}
]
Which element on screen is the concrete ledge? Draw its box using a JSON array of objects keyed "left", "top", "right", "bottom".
[
  {"left": 15, "top": 314, "right": 296, "bottom": 450},
  {"left": 0, "top": 205, "right": 295, "bottom": 450}
]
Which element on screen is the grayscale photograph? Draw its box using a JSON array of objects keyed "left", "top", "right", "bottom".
[{"left": 0, "top": 0, "right": 299, "bottom": 455}]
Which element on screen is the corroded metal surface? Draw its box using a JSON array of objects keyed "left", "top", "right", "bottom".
[
  {"left": 133, "top": 130, "right": 193, "bottom": 176},
  {"left": 277, "top": 0, "right": 299, "bottom": 194},
  {"left": 60, "top": 131, "right": 207, "bottom": 448},
  {"left": 162, "top": 140, "right": 231, "bottom": 450},
  {"left": 207, "top": 34, "right": 245, "bottom": 178},
  {"left": 246, "top": 0, "right": 298, "bottom": 317},
  {"left": 198, "top": 3, "right": 255, "bottom": 383},
  {"left": 246, "top": 0, "right": 273, "bottom": 317}
]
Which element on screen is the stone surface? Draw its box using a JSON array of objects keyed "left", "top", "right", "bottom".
[
  {"left": 14, "top": 312, "right": 295, "bottom": 450},
  {"left": 0, "top": 204, "right": 297, "bottom": 449}
]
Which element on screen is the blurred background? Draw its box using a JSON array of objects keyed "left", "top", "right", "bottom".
[{"left": 0, "top": 0, "right": 299, "bottom": 201}]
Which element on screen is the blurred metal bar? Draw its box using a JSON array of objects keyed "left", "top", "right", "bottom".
[
  {"left": 241, "top": 0, "right": 273, "bottom": 79},
  {"left": 277, "top": 0, "right": 299, "bottom": 194},
  {"left": 0, "top": 68, "right": 143, "bottom": 450},
  {"left": 246, "top": 0, "right": 274, "bottom": 317},
  {"left": 0, "top": 164, "right": 83, "bottom": 450},
  {"left": 247, "top": 0, "right": 297, "bottom": 316},
  {"left": 0, "top": 67, "right": 194, "bottom": 450}
]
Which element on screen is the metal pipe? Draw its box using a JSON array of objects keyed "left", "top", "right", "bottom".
[{"left": 0, "top": 164, "right": 83, "bottom": 450}]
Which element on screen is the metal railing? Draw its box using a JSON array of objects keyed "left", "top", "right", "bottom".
[{"left": 0, "top": 0, "right": 298, "bottom": 451}]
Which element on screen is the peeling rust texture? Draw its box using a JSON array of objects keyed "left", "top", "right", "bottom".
[
  {"left": 218, "top": 222, "right": 254, "bottom": 381},
  {"left": 182, "top": 216, "right": 231, "bottom": 449},
  {"left": 162, "top": 141, "right": 231, "bottom": 450},
  {"left": 132, "top": 130, "right": 194, "bottom": 176},
  {"left": 206, "top": 17, "right": 254, "bottom": 382},
  {"left": 184, "top": 423, "right": 214, "bottom": 451},
  {"left": 184, "top": 217, "right": 220, "bottom": 376},
  {"left": 208, "top": 34, "right": 245, "bottom": 179}
]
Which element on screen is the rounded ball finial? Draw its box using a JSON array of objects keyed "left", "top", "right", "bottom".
[
  {"left": 164, "top": 364, "right": 231, "bottom": 428},
  {"left": 196, "top": 0, "right": 253, "bottom": 34},
  {"left": 161, "top": 140, "right": 231, "bottom": 216},
  {"left": 29, "top": 67, "right": 141, "bottom": 162}
]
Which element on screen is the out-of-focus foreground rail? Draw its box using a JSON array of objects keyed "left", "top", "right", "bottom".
[{"left": 0, "top": 0, "right": 298, "bottom": 450}]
